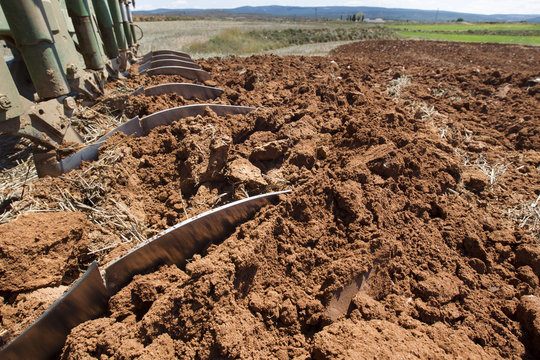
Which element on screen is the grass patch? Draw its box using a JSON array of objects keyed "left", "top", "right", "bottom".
[
  {"left": 396, "top": 31, "right": 540, "bottom": 45},
  {"left": 390, "top": 22, "right": 540, "bottom": 46},
  {"left": 187, "top": 26, "right": 396, "bottom": 55},
  {"left": 388, "top": 23, "right": 540, "bottom": 32}
]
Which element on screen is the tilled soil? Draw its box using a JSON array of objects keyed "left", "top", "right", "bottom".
[{"left": 1, "top": 40, "right": 539, "bottom": 359}]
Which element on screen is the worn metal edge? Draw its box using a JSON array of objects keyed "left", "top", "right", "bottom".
[
  {"left": 141, "top": 54, "right": 197, "bottom": 64},
  {"left": 143, "top": 83, "right": 224, "bottom": 100},
  {"left": 0, "top": 262, "right": 109, "bottom": 360},
  {"left": 141, "top": 103, "right": 256, "bottom": 130},
  {"left": 34, "top": 116, "right": 143, "bottom": 177},
  {"left": 0, "top": 190, "right": 291, "bottom": 358},
  {"left": 35, "top": 104, "right": 255, "bottom": 177},
  {"left": 138, "top": 59, "right": 201, "bottom": 73},
  {"left": 104, "top": 190, "right": 291, "bottom": 294},
  {"left": 142, "top": 50, "right": 192, "bottom": 61},
  {"left": 143, "top": 66, "right": 211, "bottom": 82}
]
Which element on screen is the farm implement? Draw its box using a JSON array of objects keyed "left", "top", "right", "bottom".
[{"left": 0, "top": 1, "right": 288, "bottom": 358}]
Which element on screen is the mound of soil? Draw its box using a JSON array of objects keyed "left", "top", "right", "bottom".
[
  {"left": 0, "top": 40, "right": 539, "bottom": 358},
  {"left": 0, "top": 212, "right": 100, "bottom": 344}
]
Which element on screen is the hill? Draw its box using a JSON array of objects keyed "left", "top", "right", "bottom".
[{"left": 134, "top": 5, "right": 540, "bottom": 22}]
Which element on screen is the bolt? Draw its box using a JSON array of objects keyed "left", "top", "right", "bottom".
[
  {"left": 0, "top": 95, "right": 12, "bottom": 111},
  {"left": 66, "top": 63, "right": 78, "bottom": 76},
  {"left": 63, "top": 97, "right": 76, "bottom": 111}
]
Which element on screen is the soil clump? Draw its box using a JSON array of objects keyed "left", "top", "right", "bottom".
[{"left": 0, "top": 40, "right": 538, "bottom": 358}]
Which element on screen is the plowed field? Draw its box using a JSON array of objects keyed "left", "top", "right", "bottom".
[{"left": 1, "top": 40, "right": 539, "bottom": 359}]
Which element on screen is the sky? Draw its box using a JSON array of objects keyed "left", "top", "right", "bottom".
[{"left": 133, "top": 0, "right": 540, "bottom": 15}]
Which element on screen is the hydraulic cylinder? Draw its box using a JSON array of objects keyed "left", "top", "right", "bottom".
[
  {"left": 107, "top": 0, "right": 127, "bottom": 51},
  {"left": 126, "top": 2, "right": 137, "bottom": 44},
  {"left": 66, "top": 0, "right": 105, "bottom": 70},
  {"left": 119, "top": 1, "right": 133, "bottom": 47},
  {"left": 91, "top": 0, "right": 119, "bottom": 59},
  {"left": 0, "top": 0, "right": 70, "bottom": 99}
]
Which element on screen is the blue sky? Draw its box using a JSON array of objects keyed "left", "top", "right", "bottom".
[{"left": 133, "top": 0, "right": 540, "bottom": 15}]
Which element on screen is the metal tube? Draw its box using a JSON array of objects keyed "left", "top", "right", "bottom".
[
  {"left": 0, "top": 0, "right": 70, "bottom": 99},
  {"left": 119, "top": 1, "right": 133, "bottom": 47},
  {"left": 43, "top": 0, "right": 84, "bottom": 72},
  {"left": 107, "top": 0, "right": 127, "bottom": 51},
  {"left": 91, "top": 0, "right": 119, "bottom": 58},
  {"left": 66, "top": 0, "right": 105, "bottom": 70},
  {"left": 126, "top": 2, "right": 137, "bottom": 44}
]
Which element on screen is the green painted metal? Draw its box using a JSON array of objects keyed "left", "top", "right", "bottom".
[
  {"left": 0, "top": 7, "right": 10, "bottom": 37},
  {"left": 119, "top": 1, "right": 133, "bottom": 47},
  {"left": 91, "top": 0, "right": 119, "bottom": 59},
  {"left": 126, "top": 2, "right": 138, "bottom": 44},
  {"left": 0, "top": 59, "right": 25, "bottom": 120},
  {"left": 66, "top": 0, "right": 105, "bottom": 70},
  {"left": 43, "top": 0, "right": 84, "bottom": 71},
  {"left": 107, "top": 0, "right": 127, "bottom": 51},
  {"left": 86, "top": 0, "right": 109, "bottom": 63},
  {"left": 0, "top": 0, "right": 70, "bottom": 100}
]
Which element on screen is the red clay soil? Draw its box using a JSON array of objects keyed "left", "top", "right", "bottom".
[{"left": 0, "top": 40, "right": 539, "bottom": 359}]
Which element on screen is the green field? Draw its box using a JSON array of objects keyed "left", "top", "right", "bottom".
[
  {"left": 388, "top": 23, "right": 540, "bottom": 32},
  {"left": 396, "top": 31, "right": 540, "bottom": 45},
  {"left": 389, "top": 22, "right": 540, "bottom": 45}
]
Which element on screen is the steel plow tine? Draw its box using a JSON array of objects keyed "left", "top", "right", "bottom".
[
  {"left": 142, "top": 83, "right": 224, "bottom": 100},
  {"left": 142, "top": 50, "right": 192, "bottom": 63},
  {"left": 0, "top": 263, "right": 109, "bottom": 360},
  {"left": 141, "top": 66, "right": 212, "bottom": 82},
  {"left": 151, "top": 49, "right": 192, "bottom": 59},
  {"left": 34, "top": 105, "right": 254, "bottom": 177},
  {"left": 149, "top": 59, "right": 201, "bottom": 70},
  {"left": 138, "top": 61, "right": 151, "bottom": 73},
  {"left": 146, "top": 54, "right": 198, "bottom": 64},
  {"left": 141, "top": 104, "right": 256, "bottom": 130},
  {"left": 104, "top": 190, "right": 291, "bottom": 294},
  {"left": 138, "top": 59, "right": 201, "bottom": 74},
  {"left": 34, "top": 116, "right": 143, "bottom": 177}
]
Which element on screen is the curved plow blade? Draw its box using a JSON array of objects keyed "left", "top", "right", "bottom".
[
  {"left": 141, "top": 104, "right": 255, "bottom": 130},
  {"left": 0, "top": 263, "right": 108, "bottom": 360},
  {"left": 142, "top": 66, "right": 211, "bottom": 82},
  {"left": 140, "top": 83, "right": 224, "bottom": 100},
  {"left": 34, "top": 116, "right": 143, "bottom": 177},
  {"left": 0, "top": 190, "right": 290, "bottom": 358},
  {"left": 104, "top": 190, "right": 290, "bottom": 293},
  {"left": 138, "top": 59, "right": 201, "bottom": 73},
  {"left": 142, "top": 50, "right": 192, "bottom": 62},
  {"left": 143, "top": 54, "right": 198, "bottom": 64},
  {"left": 34, "top": 105, "right": 255, "bottom": 177}
]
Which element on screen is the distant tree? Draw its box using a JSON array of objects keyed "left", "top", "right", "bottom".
[
  {"left": 457, "top": 18, "right": 464, "bottom": 22},
  {"left": 352, "top": 14, "right": 356, "bottom": 22},
  {"left": 356, "top": 12, "right": 364, "bottom": 22}
]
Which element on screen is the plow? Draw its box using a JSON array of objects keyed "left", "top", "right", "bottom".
[{"left": 0, "top": 1, "right": 288, "bottom": 359}]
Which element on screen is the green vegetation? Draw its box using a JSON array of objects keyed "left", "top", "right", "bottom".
[
  {"left": 134, "top": 15, "right": 201, "bottom": 21},
  {"left": 389, "top": 22, "right": 540, "bottom": 45},
  {"left": 396, "top": 31, "right": 540, "bottom": 45},
  {"left": 187, "top": 26, "right": 395, "bottom": 55}
]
